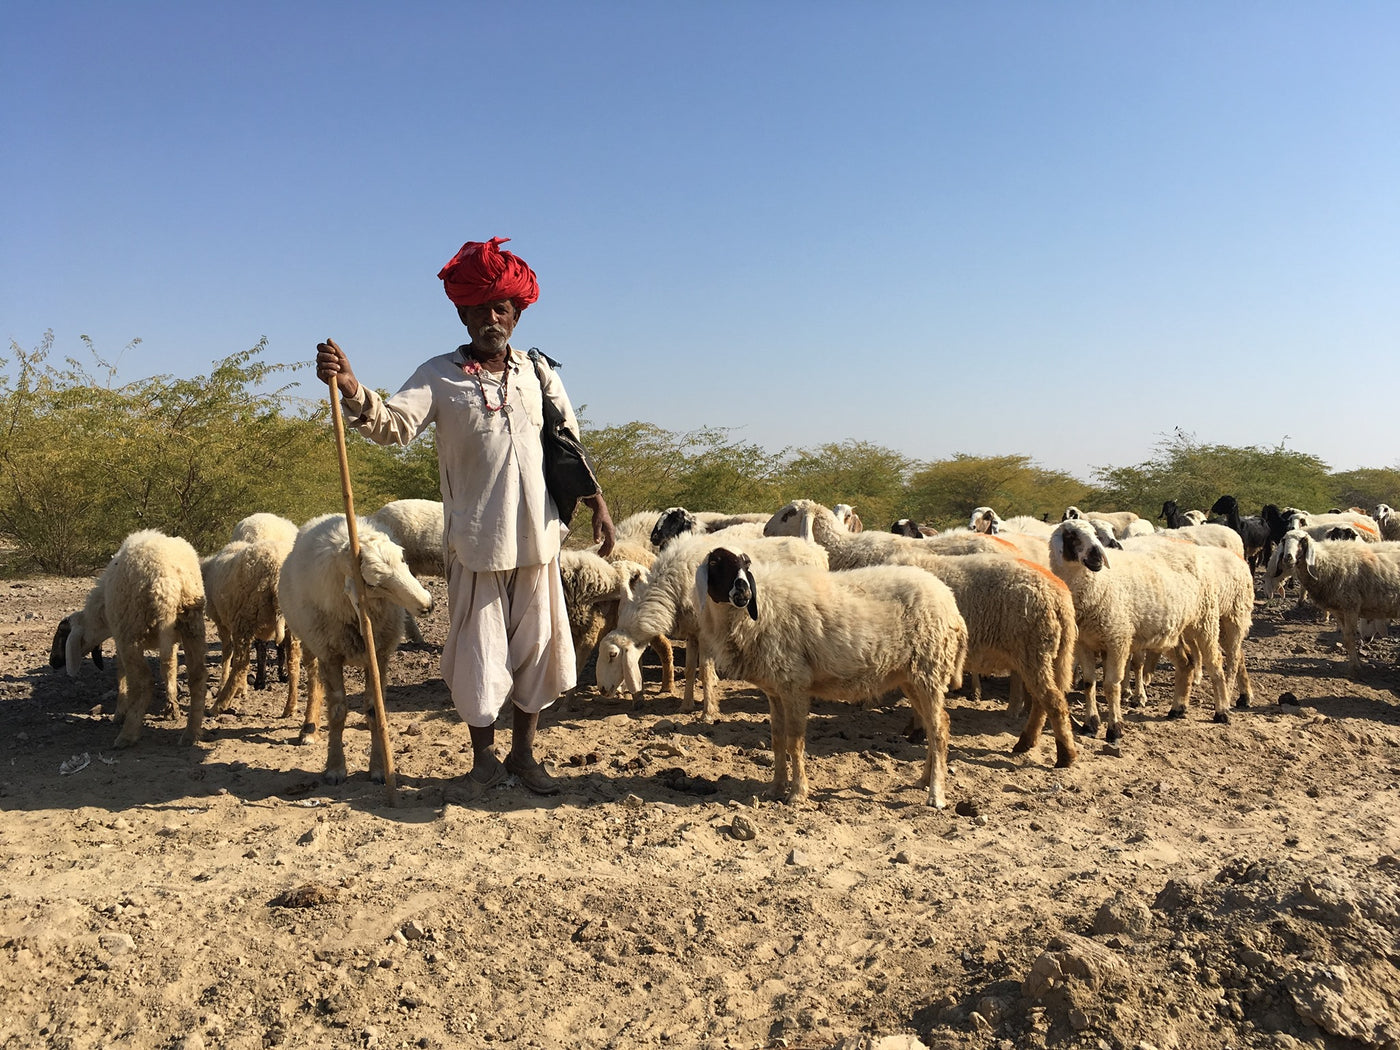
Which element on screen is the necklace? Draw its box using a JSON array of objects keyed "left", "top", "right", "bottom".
[{"left": 461, "top": 353, "right": 509, "bottom": 412}]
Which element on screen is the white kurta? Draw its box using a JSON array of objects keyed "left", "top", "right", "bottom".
[{"left": 342, "top": 345, "right": 581, "bottom": 723}]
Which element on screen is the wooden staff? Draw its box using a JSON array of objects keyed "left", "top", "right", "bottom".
[{"left": 325, "top": 349, "right": 397, "bottom": 805}]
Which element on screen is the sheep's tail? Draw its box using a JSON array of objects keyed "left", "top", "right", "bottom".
[{"left": 1053, "top": 596, "right": 1078, "bottom": 694}]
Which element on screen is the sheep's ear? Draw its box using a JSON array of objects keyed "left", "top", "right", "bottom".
[
  {"left": 693, "top": 561, "right": 710, "bottom": 613},
  {"left": 90, "top": 647, "right": 104, "bottom": 670},
  {"left": 743, "top": 557, "right": 759, "bottom": 622},
  {"left": 798, "top": 510, "right": 816, "bottom": 543},
  {"left": 1300, "top": 535, "right": 1316, "bottom": 571},
  {"left": 1099, "top": 546, "right": 1112, "bottom": 569},
  {"left": 343, "top": 575, "right": 363, "bottom": 614}
]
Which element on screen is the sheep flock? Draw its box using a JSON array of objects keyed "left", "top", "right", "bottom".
[{"left": 46, "top": 494, "right": 1400, "bottom": 808}]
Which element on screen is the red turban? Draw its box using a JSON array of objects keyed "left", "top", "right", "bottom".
[{"left": 437, "top": 237, "right": 540, "bottom": 311}]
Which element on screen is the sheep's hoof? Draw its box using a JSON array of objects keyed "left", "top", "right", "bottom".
[
  {"left": 1105, "top": 724, "right": 1122, "bottom": 744},
  {"left": 112, "top": 732, "right": 140, "bottom": 749},
  {"left": 1126, "top": 696, "right": 1143, "bottom": 709},
  {"left": 179, "top": 728, "right": 203, "bottom": 746},
  {"left": 1213, "top": 711, "right": 1231, "bottom": 725},
  {"left": 1055, "top": 750, "right": 1076, "bottom": 769},
  {"left": 1075, "top": 717, "right": 1100, "bottom": 737},
  {"left": 297, "top": 725, "right": 320, "bottom": 745},
  {"left": 322, "top": 767, "right": 348, "bottom": 786},
  {"left": 1166, "top": 708, "right": 1187, "bottom": 720},
  {"left": 1010, "top": 739, "right": 1031, "bottom": 755},
  {"left": 1235, "top": 694, "right": 1250, "bottom": 709}
]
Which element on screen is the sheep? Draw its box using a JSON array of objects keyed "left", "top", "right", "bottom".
[
  {"left": 969, "top": 507, "right": 1003, "bottom": 533},
  {"left": 595, "top": 532, "right": 829, "bottom": 721},
  {"left": 648, "top": 507, "right": 769, "bottom": 550},
  {"left": 1265, "top": 529, "right": 1400, "bottom": 676},
  {"left": 1158, "top": 500, "right": 1207, "bottom": 529},
  {"left": 559, "top": 549, "right": 674, "bottom": 696},
  {"left": 1155, "top": 522, "right": 1246, "bottom": 559},
  {"left": 200, "top": 539, "right": 301, "bottom": 722},
  {"left": 278, "top": 513, "right": 434, "bottom": 781},
  {"left": 1063, "top": 506, "right": 1143, "bottom": 539},
  {"left": 1050, "top": 519, "right": 1229, "bottom": 742},
  {"left": 62, "top": 529, "right": 209, "bottom": 749},
  {"left": 1119, "top": 532, "right": 1255, "bottom": 712},
  {"left": 831, "top": 504, "right": 864, "bottom": 532},
  {"left": 891, "top": 519, "right": 934, "bottom": 538},
  {"left": 367, "top": 499, "right": 446, "bottom": 645},
  {"left": 613, "top": 510, "right": 665, "bottom": 551},
  {"left": 1375, "top": 504, "right": 1400, "bottom": 541},
  {"left": 1281, "top": 508, "right": 1382, "bottom": 542},
  {"left": 766, "top": 500, "right": 1079, "bottom": 767},
  {"left": 50, "top": 616, "right": 104, "bottom": 672},
  {"left": 229, "top": 512, "right": 299, "bottom": 689},
  {"left": 695, "top": 547, "right": 968, "bottom": 807}
]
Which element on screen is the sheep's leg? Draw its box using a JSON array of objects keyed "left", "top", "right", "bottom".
[
  {"left": 178, "top": 610, "right": 209, "bottom": 746},
  {"left": 1013, "top": 672, "right": 1077, "bottom": 769},
  {"left": 1341, "top": 611, "right": 1363, "bottom": 676},
  {"left": 699, "top": 652, "right": 720, "bottom": 723},
  {"left": 650, "top": 635, "right": 676, "bottom": 697},
  {"left": 1220, "top": 618, "right": 1252, "bottom": 709},
  {"left": 909, "top": 681, "right": 951, "bottom": 809},
  {"left": 1194, "top": 629, "right": 1228, "bottom": 723},
  {"left": 786, "top": 695, "right": 813, "bottom": 803},
  {"left": 765, "top": 693, "right": 789, "bottom": 800},
  {"left": 968, "top": 671, "right": 982, "bottom": 703},
  {"left": 402, "top": 608, "right": 424, "bottom": 645},
  {"left": 322, "top": 659, "right": 350, "bottom": 784},
  {"left": 112, "top": 642, "right": 154, "bottom": 749},
  {"left": 1076, "top": 644, "right": 1101, "bottom": 736},
  {"left": 679, "top": 642, "right": 698, "bottom": 712},
  {"left": 1101, "top": 646, "right": 1129, "bottom": 743},
  {"left": 157, "top": 628, "right": 181, "bottom": 719},
  {"left": 281, "top": 634, "right": 302, "bottom": 719},
  {"left": 573, "top": 609, "right": 608, "bottom": 679},
  {"left": 1006, "top": 673, "right": 1028, "bottom": 721},
  {"left": 209, "top": 633, "right": 252, "bottom": 716},
  {"left": 298, "top": 653, "right": 323, "bottom": 745}
]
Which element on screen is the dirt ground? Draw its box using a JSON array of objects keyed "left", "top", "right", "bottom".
[{"left": 2, "top": 571, "right": 1399, "bottom": 1050}]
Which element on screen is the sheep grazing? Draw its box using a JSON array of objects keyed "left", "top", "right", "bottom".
[
  {"left": 62, "top": 529, "right": 209, "bottom": 748},
  {"left": 695, "top": 547, "right": 968, "bottom": 807},
  {"left": 1050, "top": 519, "right": 1230, "bottom": 742},
  {"left": 367, "top": 499, "right": 446, "bottom": 644},
  {"left": 201, "top": 539, "right": 301, "bottom": 722},
  {"left": 768, "top": 499, "right": 1078, "bottom": 766},
  {"left": 50, "top": 615, "right": 104, "bottom": 672},
  {"left": 559, "top": 549, "right": 674, "bottom": 697},
  {"left": 595, "top": 532, "right": 828, "bottom": 721},
  {"left": 278, "top": 514, "right": 434, "bottom": 782},
  {"left": 1208, "top": 496, "right": 1272, "bottom": 571},
  {"left": 1267, "top": 529, "right": 1400, "bottom": 676},
  {"left": 229, "top": 512, "right": 299, "bottom": 689},
  {"left": 891, "top": 519, "right": 934, "bottom": 538}
]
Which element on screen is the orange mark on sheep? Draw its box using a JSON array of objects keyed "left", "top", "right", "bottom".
[{"left": 1016, "top": 557, "right": 1070, "bottom": 591}]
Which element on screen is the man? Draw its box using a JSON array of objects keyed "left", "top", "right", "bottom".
[{"left": 316, "top": 237, "right": 614, "bottom": 797}]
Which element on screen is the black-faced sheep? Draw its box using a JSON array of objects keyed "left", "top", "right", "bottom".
[
  {"left": 648, "top": 507, "right": 771, "bottom": 550},
  {"left": 696, "top": 547, "right": 968, "bottom": 807},
  {"left": 63, "top": 529, "right": 209, "bottom": 748},
  {"left": 1208, "top": 496, "right": 1272, "bottom": 571},
  {"left": 278, "top": 514, "right": 434, "bottom": 782},
  {"left": 1050, "top": 519, "right": 1229, "bottom": 742}
]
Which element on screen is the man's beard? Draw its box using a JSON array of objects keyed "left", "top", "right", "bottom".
[{"left": 476, "top": 326, "right": 509, "bottom": 352}]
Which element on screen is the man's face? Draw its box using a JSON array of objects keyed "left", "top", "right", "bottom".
[{"left": 459, "top": 299, "right": 518, "bottom": 354}]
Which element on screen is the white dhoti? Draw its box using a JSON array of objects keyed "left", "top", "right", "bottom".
[{"left": 441, "top": 555, "right": 577, "bottom": 727}]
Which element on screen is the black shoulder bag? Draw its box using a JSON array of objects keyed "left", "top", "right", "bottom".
[{"left": 528, "top": 348, "right": 600, "bottom": 528}]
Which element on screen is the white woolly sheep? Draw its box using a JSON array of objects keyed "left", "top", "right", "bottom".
[
  {"left": 649, "top": 507, "right": 769, "bottom": 550},
  {"left": 367, "top": 498, "right": 446, "bottom": 644},
  {"left": 595, "top": 531, "right": 829, "bottom": 721},
  {"left": 1063, "top": 506, "right": 1143, "bottom": 539},
  {"left": 766, "top": 499, "right": 1079, "bottom": 767},
  {"left": 1050, "top": 519, "right": 1229, "bottom": 742},
  {"left": 1265, "top": 529, "right": 1400, "bottom": 675},
  {"left": 696, "top": 547, "right": 968, "bottom": 807},
  {"left": 559, "top": 549, "right": 674, "bottom": 697},
  {"left": 1374, "top": 504, "right": 1400, "bottom": 541},
  {"left": 1153, "top": 522, "right": 1246, "bottom": 559},
  {"left": 229, "top": 512, "right": 299, "bottom": 689},
  {"left": 278, "top": 513, "right": 434, "bottom": 782},
  {"left": 1119, "top": 532, "right": 1254, "bottom": 712},
  {"left": 201, "top": 539, "right": 301, "bottom": 722},
  {"left": 63, "top": 529, "right": 209, "bottom": 749},
  {"left": 831, "top": 504, "right": 864, "bottom": 532}
]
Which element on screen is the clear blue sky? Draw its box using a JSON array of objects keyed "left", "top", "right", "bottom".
[{"left": 4, "top": 1, "right": 1397, "bottom": 481}]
